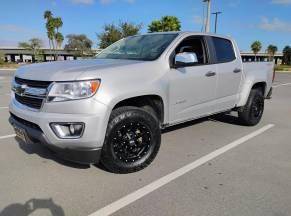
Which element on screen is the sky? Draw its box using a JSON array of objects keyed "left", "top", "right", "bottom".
[{"left": 0, "top": 0, "right": 291, "bottom": 52}]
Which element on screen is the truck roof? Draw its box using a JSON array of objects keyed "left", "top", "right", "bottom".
[{"left": 140, "top": 31, "right": 233, "bottom": 41}]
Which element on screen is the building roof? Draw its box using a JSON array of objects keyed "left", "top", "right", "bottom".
[{"left": 0, "top": 48, "right": 102, "bottom": 55}]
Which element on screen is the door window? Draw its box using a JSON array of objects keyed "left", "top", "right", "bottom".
[
  {"left": 212, "top": 37, "right": 236, "bottom": 63},
  {"left": 174, "top": 37, "right": 208, "bottom": 65}
]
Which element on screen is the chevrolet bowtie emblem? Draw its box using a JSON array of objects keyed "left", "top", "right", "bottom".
[{"left": 16, "top": 84, "right": 28, "bottom": 96}]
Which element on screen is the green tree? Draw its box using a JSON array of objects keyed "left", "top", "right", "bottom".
[
  {"left": 55, "top": 32, "right": 64, "bottom": 49},
  {"left": 0, "top": 51, "right": 5, "bottom": 65},
  {"left": 148, "top": 16, "right": 181, "bottom": 32},
  {"left": 53, "top": 17, "right": 63, "bottom": 33},
  {"left": 251, "top": 41, "right": 262, "bottom": 61},
  {"left": 98, "top": 24, "right": 122, "bottom": 49},
  {"left": 44, "top": 10, "right": 52, "bottom": 20},
  {"left": 18, "top": 38, "right": 43, "bottom": 62},
  {"left": 44, "top": 10, "right": 54, "bottom": 59},
  {"left": 120, "top": 22, "right": 142, "bottom": 37},
  {"left": 44, "top": 10, "right": 64, "bottom": 60},
  {"left": 283, "top": 46, "right": 291, "bottom": 65},
  {"left": 98, "top": 21, "right": 142, "bottom": 49},
  {"left": 64, "top": 34, "right": 93, "bottom": 57},
  {"left": 267, "top": 45, "right": 278, "bottom": 61}
]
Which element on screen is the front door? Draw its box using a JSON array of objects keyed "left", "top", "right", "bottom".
[{"left": 168, "top": 36, "right": 217, "bottom": 124}]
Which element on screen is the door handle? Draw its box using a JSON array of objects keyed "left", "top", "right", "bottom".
[
  {"left": 233, "top": 68, "right": 242, "bottom": 73},
  {"left": 205, "top": 71, "right": 216, "bottom": 77}
]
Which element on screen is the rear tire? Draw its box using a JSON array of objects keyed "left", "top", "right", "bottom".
[
  {"left": 238, "top": 88, "right": 264, "bottom": 126},
  {"left": 100, "top": 106, "right": 161, "bottom": 173}
]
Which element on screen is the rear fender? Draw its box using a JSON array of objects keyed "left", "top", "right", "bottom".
[{"left": 236, "top": 77, "right": 268, "bottom": 107}]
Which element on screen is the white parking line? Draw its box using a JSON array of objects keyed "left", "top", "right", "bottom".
[
  {"left": 0, "top": 107, "right": 8, "bottom": 109},
  {"left": 273, "top": 82, "right": 291, "bottom": 88},
  {"left": 89, "top": 124, "right": 274, "bottom": 216},
  {"left": 0, "top": 134, "right": 16, "bottom": 140}
]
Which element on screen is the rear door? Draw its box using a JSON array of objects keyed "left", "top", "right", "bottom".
[{"left": 209, "top": 37, "right": 242, "bottom": 112}]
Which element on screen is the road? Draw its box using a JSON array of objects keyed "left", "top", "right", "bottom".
[{"left": 0, "top": 70, "right": 290, "bottom": 216}]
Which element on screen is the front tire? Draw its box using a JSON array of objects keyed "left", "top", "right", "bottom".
[
  {"left": 238, "top": 88, "right": 264, "bottom": 126},
  {"left": 101, "top": 106, "right": 161, "bottom": 173}
]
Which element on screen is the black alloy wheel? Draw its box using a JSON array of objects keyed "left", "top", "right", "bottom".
[{"left": 101, "top": 106, "right": 161, "bottom": 173}]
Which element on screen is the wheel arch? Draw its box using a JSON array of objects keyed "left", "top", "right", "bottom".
[
  {"left": 111, "top": 94, "right": 165, "bottom": 124},
  {"left": 252, "top": 82, "right": 267, "bottom": 95},
  {"left": 236, "top": 80, "right": 267, "bottom": 107}
]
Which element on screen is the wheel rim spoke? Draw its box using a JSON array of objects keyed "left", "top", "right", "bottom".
[
  {"left": 112, "top": 121, "right": 152, "bottom": 163},
  {"left": 252, "top": 97, "right": 263, "bottom": 118}
]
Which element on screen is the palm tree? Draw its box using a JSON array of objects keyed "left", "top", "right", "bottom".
[
  {"left": 54, "top": 17, "right": 63, "bottom": 33},
  {"left": 43, "top": 11, "right": 64, "bottom": 61},
  {"left": 283, "top": 46, "right": 291, "bottom": 65},
  {"left": 267, "top": 45, "right": 278, "bottom": 61},
  {"left": 251, "top": 41, "right": 262, "bottom": 61},
  {"left": 44, "top": 10, "right": 52, "bottom": 20},
  {"left": 55, "top": 32, "right": 64, "bottom": 49},
  {"left": 44, "top": 10, "right": 54, "bottom": 60},
  {"left": 52, "top": 17, "right": 63, "bottom": 59}
]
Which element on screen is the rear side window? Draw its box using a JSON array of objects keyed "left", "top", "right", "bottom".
[{"left": 212, "top": 37, "right": 236, "bottom": 63}]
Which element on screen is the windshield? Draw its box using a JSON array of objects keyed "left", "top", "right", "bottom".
[{"left": 96, "top": 33, "right": 178, "bottom": 61}]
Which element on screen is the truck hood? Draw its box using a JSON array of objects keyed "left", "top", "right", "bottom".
[{"left": 15, "top": 59, "right": 144, "bottom": 81}]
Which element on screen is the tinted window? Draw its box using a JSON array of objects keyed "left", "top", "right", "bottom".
[
  {"left": 212, "top": 37, "right": 236, "bottom": 63},
  {"left": 96, "top": 34, "right": 178, "bottom": 61}
]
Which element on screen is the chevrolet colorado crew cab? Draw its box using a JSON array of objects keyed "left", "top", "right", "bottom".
[{"left": 9, "top": 32, "right": 274, "bottom": 173}]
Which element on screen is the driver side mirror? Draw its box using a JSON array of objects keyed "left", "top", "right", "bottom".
[{"left": 174, "top": 52, "right": 198, "bottom": 68}]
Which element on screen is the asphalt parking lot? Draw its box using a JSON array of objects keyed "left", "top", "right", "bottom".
[{"left": 0, "top": 70, "right": 291, "bottom": 216}]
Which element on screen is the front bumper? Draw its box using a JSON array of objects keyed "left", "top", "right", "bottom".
[
  {"left": 9, "top": 113, "right": 102, "bottom": 164},
  {"left": 9, "top": 95, "right": 111, "bottom": 164}
]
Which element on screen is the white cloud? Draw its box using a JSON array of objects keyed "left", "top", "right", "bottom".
[
  {"left": 71, "top": 0, "right": 95, "bottom": 5},
  {"left": 0, "top": 39, "right": 49, "bottom": 48},
  {"left": 228, "top": 0, "right": 240, "bottom": 8},
  {"left": 99, "top": 0, "right": 111, "bottom": 4},
  {"left": 124, "top": 0, "right": 135, "bottom": 3},
  {"left": 0, "top": 24, "right": 34, "bottom": 33},
  {"left": 99, "top": 0, "right": 135, "bottom": 4},
  {"left": 0, "top": 40, "right": 19, "bottom": 48},
  {"left": 259, "top": 17, "right": 291, "bottom": 32},
  {"left": 192, "top": 16, "right": 203, "bottom": 25},
  {"left": 271, "top": 0, "right": 291, "bottom": 5}
]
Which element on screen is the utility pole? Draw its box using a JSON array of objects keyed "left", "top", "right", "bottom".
[
  {"left": 212, "top": 11, "right": 222, "bottom": 33},
  {"left": 203, "top": 0, "right": 211, "bottom": 33}
]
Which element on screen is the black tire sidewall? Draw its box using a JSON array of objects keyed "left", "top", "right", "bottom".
[
  {"left": 101, "top": 107, "right": 161, "bottom": 173},
  {"left": 239, "top": 89, "right": 264, "bottom": 126}
]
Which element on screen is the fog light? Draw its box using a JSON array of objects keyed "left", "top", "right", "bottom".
[{"left": 50, "top": 123, "right": 85, "bottom": 139}]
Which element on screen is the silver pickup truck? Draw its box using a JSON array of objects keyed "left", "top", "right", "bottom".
[{"left": 9, "top": 32, "right": 274, "bottom": 173}]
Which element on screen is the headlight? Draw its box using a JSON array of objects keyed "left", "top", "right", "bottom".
[{"left": 47, "top": 80, "right": 100, "bottom": 102}]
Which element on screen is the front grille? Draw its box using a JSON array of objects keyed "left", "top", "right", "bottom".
[
  {"left": 15, "top": 94, "right": 43, "bottom": 109},
  {"left": 10, "top": 113, "right": 42, "bottom": 132},
  {"left": 14, "top": 77, "right": 52, "bottom": 110},
  {"left": 15, "top": 77, "right": 52, "bottom": 88}
]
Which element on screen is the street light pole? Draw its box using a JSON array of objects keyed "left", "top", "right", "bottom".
[
  {"left": 212, "top": 11, "right": 222, "bottom": 33},
  {"left": 203, "top": 0, "right": 211, "bottom": 33}
]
